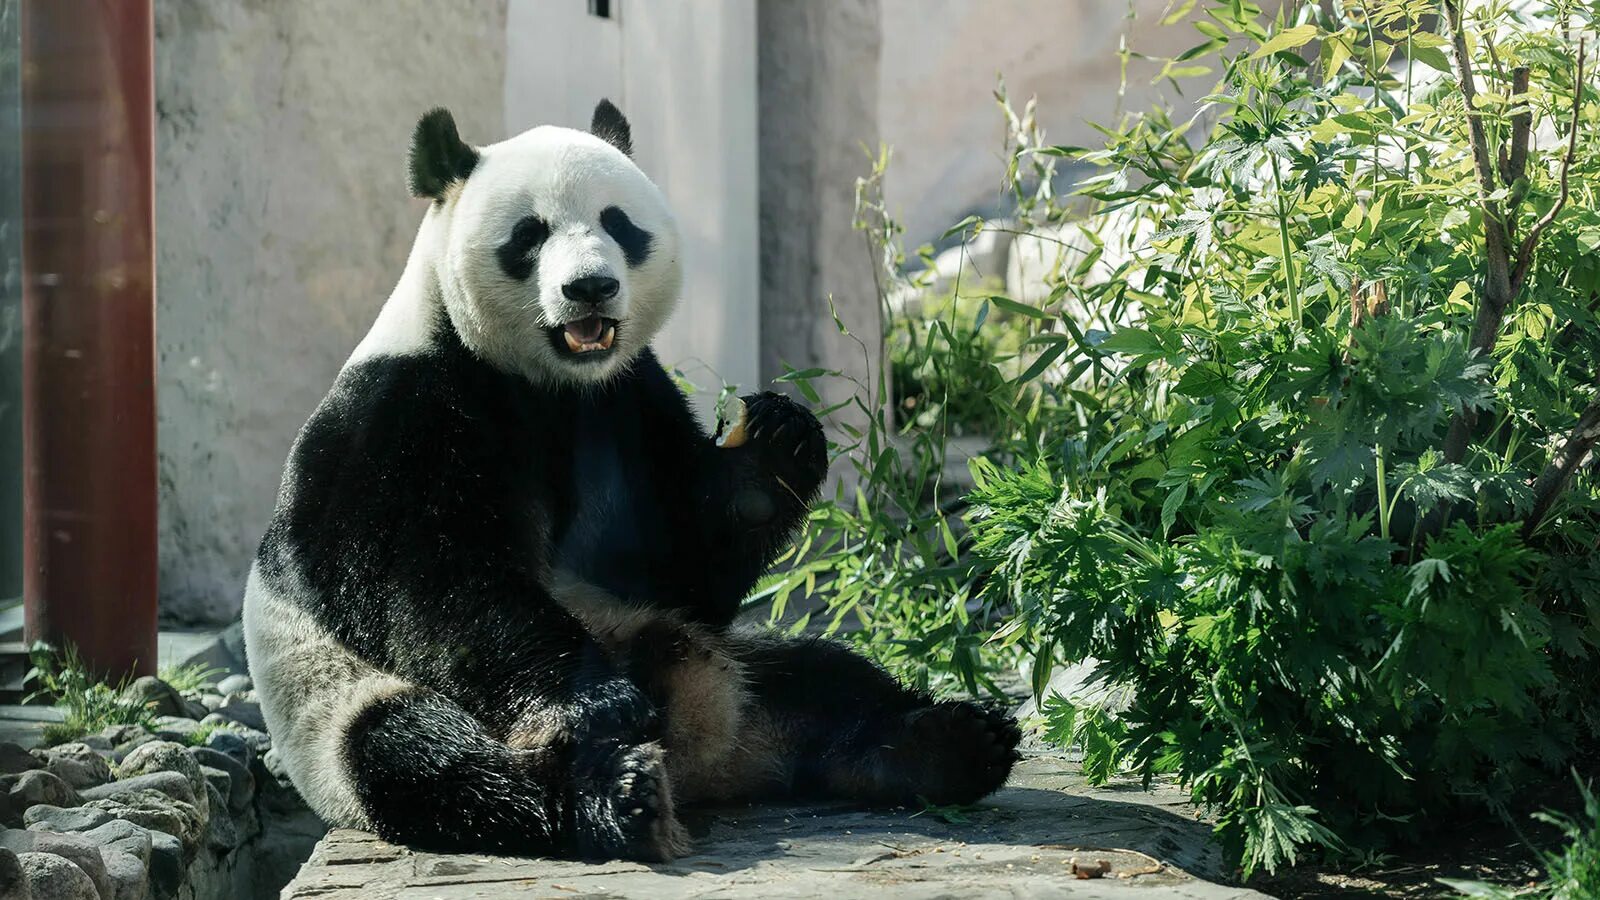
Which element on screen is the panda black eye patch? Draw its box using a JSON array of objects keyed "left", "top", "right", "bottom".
[
  {"left": 496, "top": 215, "right": 550, "bottom": 281},
  {"left": 600, "top": 206, "right": 653, "bottom": 267}
]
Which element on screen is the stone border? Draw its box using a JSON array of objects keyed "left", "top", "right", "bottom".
[{"left": 0, "top": 674, "right": 324, "bottom": 900}]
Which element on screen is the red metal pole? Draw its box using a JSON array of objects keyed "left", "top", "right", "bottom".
[{"left": 20, "top": 0, "right": 158, "bottom": 679}]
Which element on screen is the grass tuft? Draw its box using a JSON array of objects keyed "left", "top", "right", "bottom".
[{"left": 26, "top": 642, "right": 155, "bottom": 746}]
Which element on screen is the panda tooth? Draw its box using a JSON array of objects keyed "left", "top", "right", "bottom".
[
  {"left": 564, "top": 330, "right": 583, "bottom": 353},
  {"left": 599, "top": 325, "right": 615, "bottom": 350}
]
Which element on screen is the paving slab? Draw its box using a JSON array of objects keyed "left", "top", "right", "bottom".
[{"left": 281, "top": 753, "right": 1271, "bottom": 899}]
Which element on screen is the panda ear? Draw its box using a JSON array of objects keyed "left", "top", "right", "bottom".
[
  {"left": 409, "top": 108, "right": 479, "bottom": 201},
  {"left": 590, "top": 99, "right": 632, "bottom": 157}
]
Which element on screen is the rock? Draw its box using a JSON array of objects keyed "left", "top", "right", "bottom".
[
  {"left": 260, "top": 747, "right": 290, "bottom": 783},
  {"left": 200, "top": 731, "right": 252, "bottom": 770},
  {"left": 81, "top": 773, "right": 195, "bottom": 808},
  {"left": 76, "top": 736, "right": 112, "bottom": 753},
  {"left": 36, "top": 745, "right": 112, "bottom": 790},
  {"left": 82, "top": 790, "right": 205, "bottom": 854},
  {"left": 181, "top": 700, "right": 209, "bottom": 721},
  {"left": 144, "top": 831, "right": 180, "bottom": 900},
  {"left": 251, "top": 749, "right": 307, "bottom": 816},
  {"left": 23, "top": 806, "right": 112, "bottom": 833},
  {"left": 42, "top": 758, "right": 106, "bottom": 791},
  {"left": 95, "top": 725, "right": 148, "bottom": 748},
  {"left": 148, "top": 718, "right": 202, "bottom": 744},
  {"left": 188, "top": 749, "right": 252, "bottom": 815},
  {"left": 920, "top": 224, "right": 1016, "bottom": 296},
  {"left": 215, "top": 674, "right": 251, "bottom": 697},
  {"left": 5, "top": 772, "right": 81, "bottom": 818},
  {"left": 99, "top": 850, "right": 148, "bottom": 900},
  {"left": 201, "top": 783, "right": 237, "bottom": 851},
  {"left": 0, "top": 831, "right": 110, "bottom": 900},
  {"left": 110, "top": 735, "right": 157, "bottom": 765},
  {"left": 197, "top": 694, "right": 224, "bottom": 713},
  {"left": 0, "top": 846, "right": 25, "bottom": 900},
  {"left": 17, "top": 851, "right": 97, "bottom": 900},
  {"left": 0, "top": 744, "right": 43, "bottom": 776},
  {"left": 198, "top": 766, "right": 229, "bottom": 805},
  {"left": 120, "top": 677, "right": 186, "bottom": 719},
  {"left": 199, "top": 716, "right": 269, "bottom": 754},
  {"left": 114, "top": 743, "right": 207, "bottom": 818},
  {"left": 213, "top": 697, "right": 266, "bottom": 732},
  {"left": 82, "top": 820, "right": 152, "bottom": 864}
]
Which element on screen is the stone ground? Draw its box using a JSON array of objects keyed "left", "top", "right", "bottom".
[{"left": 282, "top": 752, "right": 1271, "bottom": 899}]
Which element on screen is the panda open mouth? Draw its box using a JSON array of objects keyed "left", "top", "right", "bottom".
[{"left": 550, "top": 316, "right": 618, "bottom": 358}]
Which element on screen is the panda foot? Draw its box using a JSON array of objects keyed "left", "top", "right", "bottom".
[
  {"left": 574, "top": 741, "right": 689, "bottom": 862},
  {"left": 897, "top": 700, "right": 1021, "bottom": 806}
]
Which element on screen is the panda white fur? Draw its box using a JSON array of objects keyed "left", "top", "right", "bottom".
[{"left": 243, "top": 101, "right": 1020, "bottom": 861}]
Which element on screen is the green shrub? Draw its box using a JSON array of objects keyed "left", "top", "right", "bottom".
[
  {"left": 973, "top": 0, "right": 1600, "bottom": 876},
  {"left": 890, "top": 284, "right": 1033, "bottom": 437},
  {"left": 770, "top": 0, "right": 1600, "bottom": 879}
]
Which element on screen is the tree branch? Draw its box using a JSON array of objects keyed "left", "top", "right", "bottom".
[
  {"left": 1510, "top": 39, "right": 1585, "bottom": 296},
  {"left": 1523, "top": 396, "right": 1600, "bottom": 541},
  {"left": 1443, "top": 1, "right": 1516, "bottom": 462},
  {"left": 1501, "top": 66, "right": 1532, "bottom": 226}
]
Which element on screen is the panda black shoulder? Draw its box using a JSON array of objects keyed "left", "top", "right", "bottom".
[{"left": 263, "top": 330, "right": 545, "bottom": 571}]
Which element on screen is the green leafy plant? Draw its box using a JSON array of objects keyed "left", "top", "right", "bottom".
[
  {"left": 962, "top": 0, "right": 1600, "bottom": 877},
  {"left": 26, "top": 642, "right": 155, "bottom": 746},
  {"left": 764, "top": 0, "right": 1600, "bottom": 881}
]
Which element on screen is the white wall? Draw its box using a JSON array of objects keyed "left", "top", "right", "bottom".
[
  {"left": 879, "top": 0, "right": 1263, "bottom": 247},
  {"left": 505, "top": 0, "right": 761, "bottom": 407}
]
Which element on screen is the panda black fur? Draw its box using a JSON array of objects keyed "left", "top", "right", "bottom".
[{"left": 244, "top": 101, "right": 1021, "bottom": 861}]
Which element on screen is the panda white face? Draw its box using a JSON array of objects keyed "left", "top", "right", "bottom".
[{"left": 416, "top": 103, "right": 681, "bottom": 386}]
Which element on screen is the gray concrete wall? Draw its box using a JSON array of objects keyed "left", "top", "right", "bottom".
[
  {"left": 153, "top": 0, "right": 508, "bottom": 623},
  {"left": 879, "top": 0, "right": 1280, "bottom": 247},
  {"left": 757, "top": 0, "right": 884, "bottom": 447}
]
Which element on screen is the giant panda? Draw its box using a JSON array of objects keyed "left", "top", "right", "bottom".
[{"left": 243, "top": 100, "right": 1021, "bottom": 862}]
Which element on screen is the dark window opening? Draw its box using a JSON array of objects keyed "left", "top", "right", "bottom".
[{"left": 588, "top": 0, "right": 612, "bottom": 20}]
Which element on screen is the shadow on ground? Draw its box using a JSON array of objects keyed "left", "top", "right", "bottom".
[{"left": 283, "top": 754, "right": 1269, "bottom": 899}]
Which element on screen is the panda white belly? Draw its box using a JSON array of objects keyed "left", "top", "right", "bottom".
[{"left": 242, "top": 562, "right": 410, "bottom": 829}]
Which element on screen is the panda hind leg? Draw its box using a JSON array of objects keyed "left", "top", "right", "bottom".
[
  {"left": 346, "top": 687, "right": 688, "bottom": 861},
  {"left": 342, "top": 687, "right": 568, "bottom": 854},
  {"left": 712, "top": 633, "right": 1022, "bottom": 807}
]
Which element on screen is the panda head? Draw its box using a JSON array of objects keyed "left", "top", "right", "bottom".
[{"left": 409, "top": 101, "right": 681, "bottom": 386}]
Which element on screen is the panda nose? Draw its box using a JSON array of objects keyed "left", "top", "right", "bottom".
[{"left": 561, "top": 276, "right": 620, "bottom": 306}]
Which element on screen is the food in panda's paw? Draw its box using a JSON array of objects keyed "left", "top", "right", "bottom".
[{"left": 714, "top": 395, "right": 749, "bottom": 448}]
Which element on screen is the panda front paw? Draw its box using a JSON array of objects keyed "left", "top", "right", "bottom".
[
  {"left": 735, "top": 391, "right": 828, "bottom": 500},
  {"left": 567, "top": 676, "right": 663, "bottom": 748}
]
